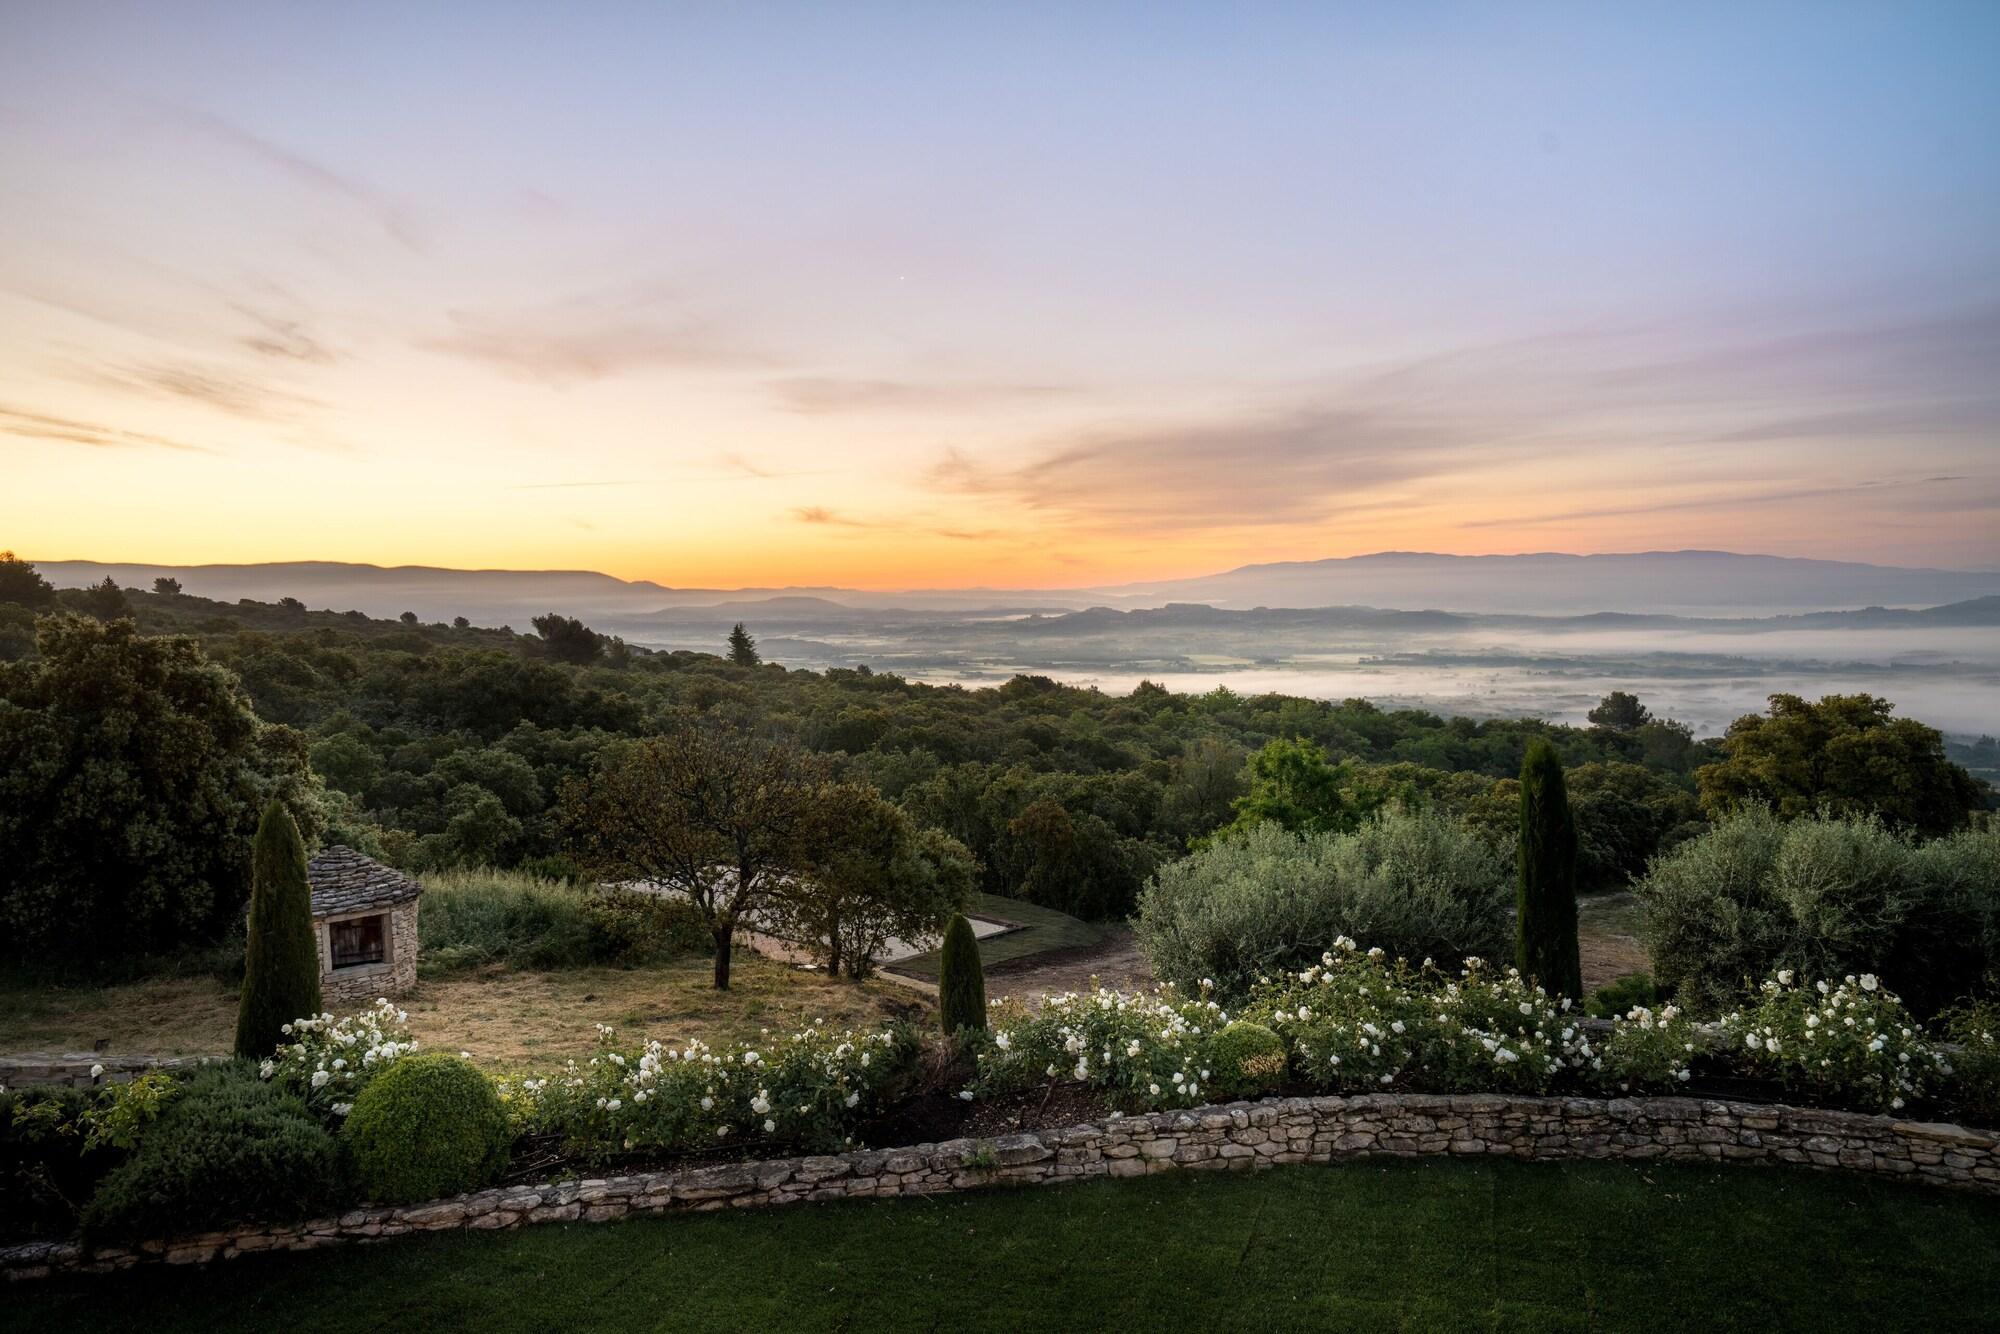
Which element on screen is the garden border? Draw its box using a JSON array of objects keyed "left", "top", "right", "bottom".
[{"left": 5, "top": 1091, "right": 1995, "bottom": 1282}]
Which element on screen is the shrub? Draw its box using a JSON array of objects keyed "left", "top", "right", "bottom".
[
  {"left": 1640, "top": 812, "right": 2000, "bottom": 1017},
  {"left": 0, "top": 1080, "right": 169, "bottom": 1248},
  {"left": 1936, "top": 1002, "right": 2000, "bottom": 1122},
  {"left": 235, "top": 802, "right": 322, "bottom": 1058},
  {"left": 1205, "top": 1021, "right": 1288, "bottom": 1099},
  {"left": 262, "top": 999, "right": 420, "bottom": 1120},
  {"left": 1516, "top": 740, "right": 1582, "bottom": 1000},
  {"left": 342, "top": 1052, "right": 511, "bottom": 1203},
  {"left": 1590, "top": 1004, "right": 1698, "bottom": 1093},
  {"left": 81, "top": 1062, "right": 342, "bottom": 1240},
  {"left": 418, "top": 870, "right": 706, "bottom": 972},
  {"left": 1719, "top": 973, "right": 1947, "bottom": 1113},
  {"left": 938, "top": 913, "right": 987, "bottom": 1035},
  {"left": 506, "top": 1022, "right": 916, "bottom": 1157},
  {"left": 1585, "top": 973, "right": 1661, "bottom": 1020},
  {"left": 1136, "top": 809, "right": 1509, "bottom": 1001},
  {"left": 976, "top": 986, "right": 1236, "bottom": 1110}
]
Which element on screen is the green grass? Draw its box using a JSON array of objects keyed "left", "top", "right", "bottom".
[
  {"left": 887, "top": 891, "right": 1104, "bottom": 981},
  {"left": 16, "top": 1160, "right": 2000, "bottom": 1332}
]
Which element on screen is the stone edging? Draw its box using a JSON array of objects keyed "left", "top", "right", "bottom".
[
  {"left": 0, "top": 1054, "right": 216, "bottom": 1089},
  {"left": 5, "top": 1092, "right": 1995, "bottom": 1281}
]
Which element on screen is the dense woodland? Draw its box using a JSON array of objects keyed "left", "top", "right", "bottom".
[{"left": 1, "top": 554, "right": 1990, "bottom": 962}]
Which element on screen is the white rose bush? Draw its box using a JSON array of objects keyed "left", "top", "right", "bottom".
[
  {"left": 1719, "top": 974, "right": 1948, "bottom": 1112},
  {"left": 260, "top": 998, "right": 419, "bottom": 1119},
  {"left": 504, "top": 1021, "right": 915, "bottom": 1157},
  {"left": 974, "top": 985, "right": 1235, "bottom": 1110}
]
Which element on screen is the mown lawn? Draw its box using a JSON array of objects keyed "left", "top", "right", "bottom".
[
  {"left": 887, "top": 891, "right": 1104, "bottom": 982},
  {"left": 0, "top": 952, "right": 922, "bottom": 1069},
  {"left": 16, "top": 1159, "right": 2000, "bottom": 1332}
]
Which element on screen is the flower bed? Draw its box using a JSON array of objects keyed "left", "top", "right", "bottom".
[{"left": 8, "top": 945, "right": 1998, "bottom": 1278}]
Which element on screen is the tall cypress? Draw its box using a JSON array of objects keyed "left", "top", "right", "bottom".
[
  {"left": 937, "top": 913, "right": 987, "bottom": 1035},
  {"left": 234, "top": 802, "right": 323, "bottom": 1058},
  {"left": 1516, "top": 739, "right": 1583, "bottom": 1000}
]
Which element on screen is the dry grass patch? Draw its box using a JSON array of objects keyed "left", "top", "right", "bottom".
[{"left": 0, "top": 953, "right": 924, "bottom": 1070}]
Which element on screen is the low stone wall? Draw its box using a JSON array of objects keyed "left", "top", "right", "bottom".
[
  {"left": 6, "top": 1093, "right": 1995, "bottom": 1281},
  {"left": 0, "top": 1053, "right": 214, "bottom": 1090}
]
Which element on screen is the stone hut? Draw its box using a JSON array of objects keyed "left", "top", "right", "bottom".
[{"left": 307, "top": 846, "right": 423, "bottom": 1006}]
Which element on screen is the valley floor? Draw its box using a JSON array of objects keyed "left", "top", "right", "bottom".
[{"left": 14, "top": 1158, "right": 1998, "bottom": 1332}]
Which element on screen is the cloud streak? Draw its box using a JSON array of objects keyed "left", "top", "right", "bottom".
[{"left": 0, "top": 404, "right": 218, "bottom": 454}]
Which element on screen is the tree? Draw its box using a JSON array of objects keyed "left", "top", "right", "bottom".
[
  {"left": 1587, "top": 691, "right": 1653, "bottom": 733},
  {"left": 151, "top": 576, "right": 183, "bottom": 596},
  {"left": 452, "top": 616, "right": 470, "bottom": 630},
  {"left": 1696, "top": 694, "right": 1984, "bottom": 836},
  {"left": 531, "top": 612, "right": 603, "bottom": 665},
  {"left": 0, "top": 551, "right": 56, "bottom": 608},
  {"left": 278, "top": 596, "right": 306, "bottom": 613},
  {"left": 770, "top": 784, "right": 973, "bottom": 978},
  {"left": 1220, "top": 737, "right": 1393, "bottom": 839},
  {"left": 938, "top": 913, "right": 987, "bottom": 1034},
  {"left": 0, "top": 615, "right": 320, "bottom": 959},
  {"left": 234, "top": 801, "right": 322, "bottom": 1058},
  {"left": 398, "top": 611, "right": 418, "bottom": 626},
  {"left": 561, "top": 725, "right": 830, "bottom": 988},
  {"left": 1516, "top": 739, "right": 1582, "bottom": 1000},
  {"left": 727, "top": 622, "right": 760, "bottom": 667},
  {"left": 78, "top": 577, "right": 130, "bottom": 620}
]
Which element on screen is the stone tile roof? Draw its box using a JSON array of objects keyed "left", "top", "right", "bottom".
[{"left": 307, "top": 846, "right": 423, "bottom": 917}]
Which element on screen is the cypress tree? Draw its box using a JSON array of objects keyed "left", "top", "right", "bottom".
[
  {"left": 1516, "top": 739, "right": 1583, "bottom": 1000},
  {"left": 937, "top": 913, "right": 987, "bottom": 1035},
  {"left": 235, "top": 801, "right": 323, "bottom": 1058}
]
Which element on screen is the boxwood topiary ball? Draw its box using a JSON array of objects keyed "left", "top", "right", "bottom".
[
  {"left": 1207, "top": 1021, "right": 1290, "bottom": 1100},
  {"left": 342, "top": 1052, "right": 511, "bottom": 1203}
]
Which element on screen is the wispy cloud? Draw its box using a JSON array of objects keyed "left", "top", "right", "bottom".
[
  {"left": 232, "top": 303, "right": 335, "bottom": 363},
  {"left": 771, "top": 376, "right": 1079, "bottom": 415},
  {"left": 923, "top": 302, "right": 2000, "bottom": 541},
  {"left": 158, "top": 105, "right": 422, "bottom": 251},
  {"left": 0, "top": 404, "right": 218, "bottom": 454},
  {"left": 426, "top": 283, "right": 770, "bottom": 384},
  {"left": 78, "top": 359, "right": 320, "bottom": 419}
]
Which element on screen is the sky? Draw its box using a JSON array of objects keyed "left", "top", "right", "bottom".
[{"left": 3, "top": 1, "right": 1998, "bottom": 589}]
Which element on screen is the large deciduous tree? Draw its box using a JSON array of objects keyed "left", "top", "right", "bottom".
[
  {"left": 0, "top": 615, "right": 321, "bottom": 960},
  {"left": 771, "top": 784, "right": 975, "bottom": 978},
  {"left": 1219, "top": 737, "right": 1394, "bottom": 839},
  {"left": 531, "top": 612, "right": 603, "bottom": 665},
  {"left": 1696, "top": 693, "right": 1985, "bottom": 836},
  {"left": 1516, "top": 739, "right": 1583, "bottom": 1000},
  {"left": 560, "top": 725, "right": 830, "bottom": 988},
  {"left": 0, "top": 551, "right": 57, "bottom": 608}
]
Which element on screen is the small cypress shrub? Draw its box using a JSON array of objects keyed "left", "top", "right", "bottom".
[
  {"left": 81, "top": 1063, "right": 341, "bottom": 1241},
  {"left": 1206, "top": 1021, "right": 1289, "bottom": 1100},
  {"left": 1516, "top": 740, "right": 1583, "bottom": 1000},
  {"left": 343, "top": 1052, "right": 510, "bottom": 1203},
  {"left": 235, "top": 802, "right": 322, "bottom": 1059},
  {"left": 938, "top": 913, "right": 987, "bottom": 1035}
]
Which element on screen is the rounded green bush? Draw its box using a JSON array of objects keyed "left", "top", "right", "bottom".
[
  {"left": 1206, "top": 1021, "right": 1289, "bottom": 1100},
  {"left": 342, "top": 1052, "right": 510, "bottom": 1203}
]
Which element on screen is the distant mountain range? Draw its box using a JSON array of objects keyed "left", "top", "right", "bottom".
[{"left": 33, "top": 550, "right": 2000, "bottom": 626}]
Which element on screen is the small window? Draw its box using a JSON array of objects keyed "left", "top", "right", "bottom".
[{"left": 330, "top": 914, "right": 387, "bottom": 969}]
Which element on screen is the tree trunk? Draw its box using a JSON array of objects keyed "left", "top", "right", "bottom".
[
  {"left": 712, "top": 921, "right": 733, "bottom": 990},
  {"left": 827, "top": 909, "right": 841, "bottom": 977}
]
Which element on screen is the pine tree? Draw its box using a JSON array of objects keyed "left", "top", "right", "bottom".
[
  {"left": 937, "top": 913, "right": 987, "bottom": 1035},
  {"left": 1516, "top": 739, "right": 1583, "bottom": 1000},
  {"left": 235, "top": 801, "right": 323, "bottom": 1058},
  {"left": 727, "top": 622, "right": 761, "bottom": 667}
]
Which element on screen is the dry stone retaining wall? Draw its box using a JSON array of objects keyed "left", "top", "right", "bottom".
[
  {"left": 0, "top": 1054, "right": 212, "bottom": 1090},
  {"left": 6, "top": 1092, "right": 1995, "bottom": 1281}
]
